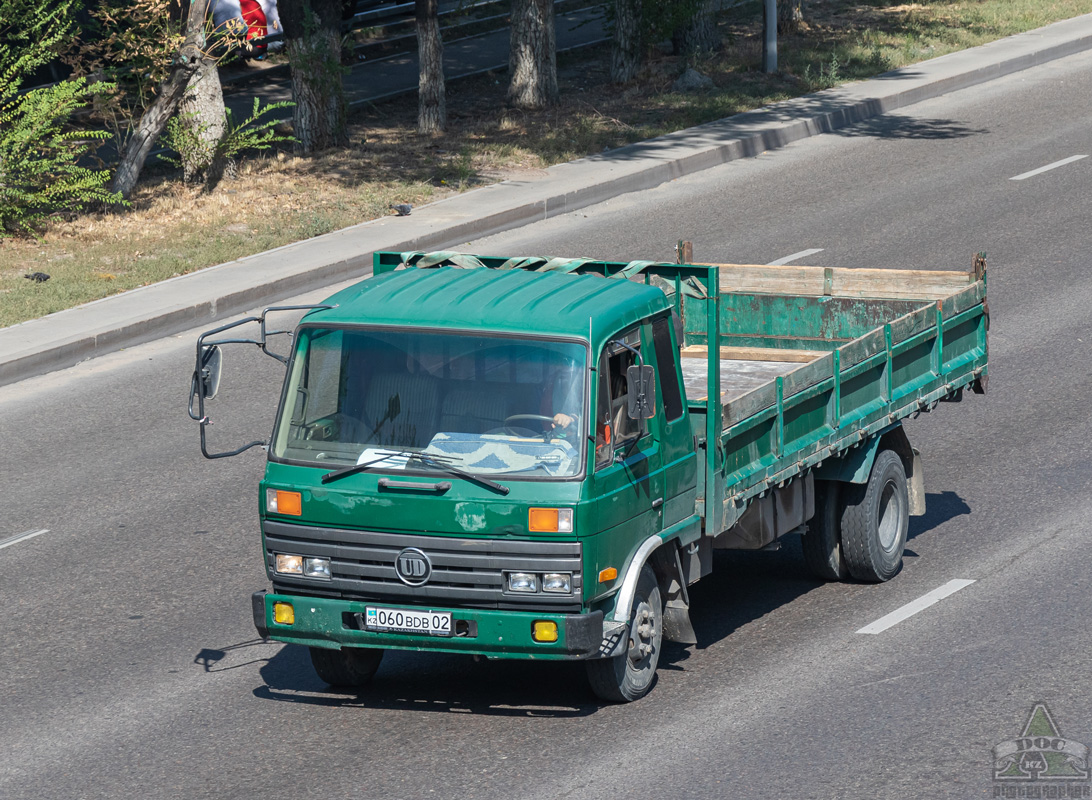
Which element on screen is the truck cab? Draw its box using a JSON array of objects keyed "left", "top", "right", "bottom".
[{"left": 251, "top": 264, "right": 692, "bottom": 700}]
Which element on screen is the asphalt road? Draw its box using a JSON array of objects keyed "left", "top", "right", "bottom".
[{"left": 3, "top": 48, "right": 1092, "bottom": 800}]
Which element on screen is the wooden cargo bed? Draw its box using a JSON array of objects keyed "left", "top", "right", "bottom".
[{"left": 679, "top": 345, "right": 821, "bottom": 404}]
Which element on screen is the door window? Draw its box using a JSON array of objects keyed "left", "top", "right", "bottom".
[{"left": 594, "top": 333, "right": 646, "bottom": 471}]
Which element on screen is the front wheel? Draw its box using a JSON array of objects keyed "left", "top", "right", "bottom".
[
  {"left": 586, "top": 565, "right": 663, "bottom": 703},
  {"left": 309, "top": 646, "right": 384, "bottom": 687},
  {"left": 840, "top": 449, "right": 909, "bottom": 582}
]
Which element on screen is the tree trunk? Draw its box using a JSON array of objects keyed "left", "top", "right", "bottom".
[
  {"left": 508, "top": 0, "right": 557, "bottom": 110},
  {"left": 280, "top": 0, "right": 347, "bottom": 153},
  {"left": 778, "top": 0, "right": 804, "bottom": 35},
  {"left": 672, "top": 0, "right": 718, "bottom": 58},
  {"left": 112, "top": 1, "right": 211, "bottom": 199},
  {"left": 416, "top": 0, "right": 445, "bottom": 134},
  {"left": 611, "top": 0, "right": 641, "bottom": 84},
  {"left": 179, "top": 57, "right": 228, "bottom": 184}
]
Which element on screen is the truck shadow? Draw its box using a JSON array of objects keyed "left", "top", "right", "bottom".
[
  {"left": 909, "top": 490, "right": 972, "bottom": 541},
  {"left": 251, "top": 643, "right": 600, "bottom": 717},
  {"left": 660, "top": 489, "right": 972, "bottom": 669},
  {"left": 242, "top": 492, "right": 971, "bottom": 711}
]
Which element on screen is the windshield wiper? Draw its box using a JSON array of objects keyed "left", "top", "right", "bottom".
[
  {"left": 321, "top": 449, "right": 445, "bottom": 484},
  {"left": 321, "top": 449, "right": 509, "bottom": 495},
  {"left": 408, "top": 453, "right": 510, "bottom": 495}
]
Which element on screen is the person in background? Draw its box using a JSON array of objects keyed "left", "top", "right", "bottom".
[{"left": 211, "top": 0, "right": 282, "bottom": 58}]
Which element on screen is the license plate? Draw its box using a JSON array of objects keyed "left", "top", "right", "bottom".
[{"left": 365, "top": 606, "right": 452, "bottom": 637}]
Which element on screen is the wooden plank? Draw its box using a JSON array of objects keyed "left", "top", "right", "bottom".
[
  {"left": 725, "top": 384, "right": 778, "bottom": 428},
  {"left": 837, "top": 328, "right": 886, "bottom": 369},
  {"left": 888, "top": 304, "right": 937, "bottom": 345},
  {"left": 782, "top": 354, "right": 834, "bottom": 397},
  {"left": 706, "top": 261, "right": 975, "bottom": 300},
  {"left": 681, "top": 344, "right": 826, "bottom": 363}
]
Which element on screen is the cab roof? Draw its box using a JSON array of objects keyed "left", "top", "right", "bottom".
[{"left": 305, "top": 266, "right": 670, "bottom": 345}]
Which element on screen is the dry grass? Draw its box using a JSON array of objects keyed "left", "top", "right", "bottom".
[{"left": 3, "top": 0, "right": 1092, "bottom": 326}]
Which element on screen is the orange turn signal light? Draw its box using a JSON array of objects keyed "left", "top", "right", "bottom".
[
  {"left": 598, "top": 567, "right": 618, "bottom": 584},
  {"left": 267, "top": 489, "right": 302, "bottom": 516},
  {"left": 528, "top": 507, "right": 573, "bottom": 533}
]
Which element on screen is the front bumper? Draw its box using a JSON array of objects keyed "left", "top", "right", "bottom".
[{"left": 252, "top": 590, "right": 605, "bottom": 660}]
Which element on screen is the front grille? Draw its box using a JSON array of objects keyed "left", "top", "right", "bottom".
[{"left": 264, "top": 520, "right": 582, "bottom": 611}]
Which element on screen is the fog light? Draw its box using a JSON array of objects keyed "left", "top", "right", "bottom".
[
  {"left": 507, "top": 572, "right": 538, "bottom": 593},
  {"left": 275, "top": 553, "right": 303, "bottom": 574},
  {"left": 266, "top": 488, "right": 302, "bottom": 516},
  {"left": 303, "top": 557, "right": 331, "bottom": 579},
  {"left": 542, "top": 572, "right": 571, "bottom": 593},
  {"left": 532, "top": 620, "right": 558, "bottom": 643},
  {"left": 273, "top": 602, "right": 295, "bottom": 625}
]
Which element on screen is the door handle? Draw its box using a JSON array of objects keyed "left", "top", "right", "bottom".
[{"left": 651, "top": 497, "right": 664, "bottom": 509}]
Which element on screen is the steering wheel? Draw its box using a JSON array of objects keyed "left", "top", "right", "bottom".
[{"left": 502, "top": 414, "right": 556, "bottom": 438}]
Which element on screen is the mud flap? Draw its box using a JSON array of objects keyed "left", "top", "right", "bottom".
[{"left": 652, "top": 543, "right": 698, "bottom": 645}]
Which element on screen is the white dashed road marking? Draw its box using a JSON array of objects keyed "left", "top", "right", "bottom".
[
  {"left": 0, "top": 529, "right": 50, "bottom": 551},
  {"left": 857, "top": 579, "right": 976, "bottom": 634},
  {"left": 766, "top": 249, "right": 824, "bottom": 266},
  {"left": 1010, "top": 155, "right": 1087, "bottom": 181}
]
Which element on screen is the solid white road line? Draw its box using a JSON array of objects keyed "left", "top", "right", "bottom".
[
  {"left": 856, "top": 579, "right": 976, "bottom": 634},
  {"left": 0, "top": 529, "right": 50, "bottom": 551},
  {"left": 1010, "top": 155, "right": 1088, "bottom": 181},
  {"left": 766, "top": 249, "right": 824, "bottom": 266}
]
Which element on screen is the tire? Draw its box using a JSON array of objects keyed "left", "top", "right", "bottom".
[
  {"left": 309, "top": 646, "right": 384, "bottom": 687},
  {"left": 840, "top": 449, "right": 909, "bottom": 582},
  {"left": 800, "top": 479, "right": 848, "bottom": 580},
  {"left": 586, "top": 565, "right": 663, "bottom": 703}
]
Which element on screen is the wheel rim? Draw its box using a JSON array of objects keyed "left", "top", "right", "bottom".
[
  {"left": 877, "top": 479, "right": 903, "bottom": 551},
  {"left": 626, "top": 598, "right": 658, "bottom": 674}
]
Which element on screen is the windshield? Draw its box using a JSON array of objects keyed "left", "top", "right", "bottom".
[{"left": 271, "top": 327, "right": 588, "bottom": 479}]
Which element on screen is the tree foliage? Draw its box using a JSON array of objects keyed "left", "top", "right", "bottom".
[
  {"left": 0, "top": 0, "right": 124, "bottom": 236},
  {"left": 63, "top": 0, "right": 187, "bottom": 149}
]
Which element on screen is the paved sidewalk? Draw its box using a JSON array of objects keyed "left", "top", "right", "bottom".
[{"left": 2, "top": 14, "right": 1091, "bottom": 387}]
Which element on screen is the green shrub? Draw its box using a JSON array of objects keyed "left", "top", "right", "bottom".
[
  {"left": 159, "top": 98, "right": 296, "bottom": 187},
  {"left": 0, "top": 1, "right": 126, "bottom": 236}
]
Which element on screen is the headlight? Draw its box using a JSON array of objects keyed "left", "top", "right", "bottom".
[
  {"left": 507, "top": 572, "right": 538, "bottom": 593},
  {"left": 542, "top": 573, "right": 572, "bottom": 593},
  {"left": 275, "top": 553, "right": 303, "bottom": 574},
  {"left": 303, "top": 557, "right": 331, "bottom": 579}
]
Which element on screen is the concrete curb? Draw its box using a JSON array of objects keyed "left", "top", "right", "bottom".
[{"left": 3, "top": 14, "right": 1091, "bottom": 387}]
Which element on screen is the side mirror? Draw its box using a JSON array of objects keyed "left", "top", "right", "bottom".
[
  {"left": 626, "top": 364, "right": 656, "bottom": 419},
  {"left": 195, "top": 345, "right": 223, "bottom": 400}
]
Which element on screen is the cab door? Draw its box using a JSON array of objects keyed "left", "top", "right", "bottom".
[
  {"left": 649, "top": 314, "right": 697, "bottom": 527},
  {"left": 592, "top": 325, "right": 666, "bottom": 556}
]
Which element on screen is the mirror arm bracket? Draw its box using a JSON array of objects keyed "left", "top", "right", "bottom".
[{"left": 188, "top": 303, "right": 334, "bottom": 459}]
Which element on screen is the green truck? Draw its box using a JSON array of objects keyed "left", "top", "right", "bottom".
[{"left": 189, "top": 247, "right": 989, "bottom": 702}]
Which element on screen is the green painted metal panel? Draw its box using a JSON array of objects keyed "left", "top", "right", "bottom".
[{"left": 262, "top": 592, "right": 592, "bottom": 661}]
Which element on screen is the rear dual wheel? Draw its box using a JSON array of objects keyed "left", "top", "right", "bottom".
[
  {"left": 801, "top": 449, "right": 909, "bottom": 583},
  {"left": 840, "top": 449, "right": 909, "bottom": 582},
  {"left": 800, "top": 479, "right": 848, "bottom": 580}
]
